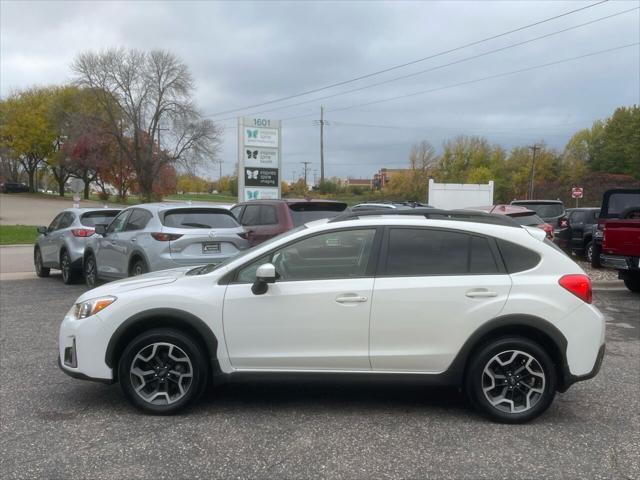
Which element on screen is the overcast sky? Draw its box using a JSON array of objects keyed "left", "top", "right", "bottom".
[{"left": 1, "top": 0, "right": 639, "bottom": 182}]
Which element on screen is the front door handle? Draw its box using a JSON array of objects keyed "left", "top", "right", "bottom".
[
  {"left": 335, "top": 294, "right": 368, "bottom": 304},
  {"left": 466, "top": 289, "right": 498, "bottom": 298}
]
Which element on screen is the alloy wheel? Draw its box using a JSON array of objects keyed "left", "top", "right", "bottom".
[
  {"left": 586, "top": 243, "right": 594, "bottom": 263},
  {"left": 61, "top": 253, "right": 70, "bottom": 282},
  {"left": 85, "top": 257, "right": 96, "bottom": 288},
  {"left": 129, "top": 342, "right": 194, "bottom": 405},
  {"left": 481, "top": 350, "right": 546, "bottom": 414},
  {"left": 35, "top": 250, "right": 43, "bottom": 274}
]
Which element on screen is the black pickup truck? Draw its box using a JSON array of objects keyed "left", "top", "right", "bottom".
[{"left": 564, "top": 207, "right": 600, "bottom": 262}]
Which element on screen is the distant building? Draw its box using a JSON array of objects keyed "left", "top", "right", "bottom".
[
  {"left": 373, "top": 168, "right": 409, "bottom": 190},
  {"left": 343, "top": 178, "right": 372, "bottom": 189}
]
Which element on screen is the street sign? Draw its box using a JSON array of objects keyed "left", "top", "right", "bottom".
[
  {"left": 238, "top": 117, "right": 281, "bottom": 202},
  {"left": 571, "top": 187, "right": 584, "bottom": 199}
]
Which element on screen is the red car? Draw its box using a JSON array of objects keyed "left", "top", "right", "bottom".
[
  {"left": 467, "top": 205, "right": 554, "bottom": 240},
  {"left": 230, "top": 199, "right": 348, "bottom": 245}
]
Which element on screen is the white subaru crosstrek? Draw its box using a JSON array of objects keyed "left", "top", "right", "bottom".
[{"left": 58, "top": 209, "right": 605, "bottom": 423}]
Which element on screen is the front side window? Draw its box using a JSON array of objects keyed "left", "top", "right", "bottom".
[
  {"left": 48, "top": 213, "right": 64, "bottom": 231},
  {"left": 107, "top": 210, "right": 131, "bottom": 234},
  {"left": 384, "top": 228, "right": 500, "bottom": 276},
  {"left": 235, "top": 228, "right": 376, "bottom": 282}
]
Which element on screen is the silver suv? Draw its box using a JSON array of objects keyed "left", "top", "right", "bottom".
[
  {"left": 34, "top": 208, "right": 122, "bottom": 284},
  {"left": 83, "top": 204, "right": 249, "bottom": 288}
]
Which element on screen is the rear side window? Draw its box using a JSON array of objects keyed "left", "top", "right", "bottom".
[
  {"left": 163, "top": 209, "right": 239, "bottom": 229},
  {"left": 125, "top": 209, "right": 153, "bottom": 231},
  {"left": 81, "top": 210, "right": 119, "bottom": 227},
  {"left": 288, "top": 202, "right": 347, "bottom": 226},
  {"left": 241, "top": 205, "right": 278, "bottom": 226},
  {"left": 496, "top": 239, "right": 541, "bottom": 273},
  {"left": 385, "top": 228, "right": 499, "bottom": 276}
]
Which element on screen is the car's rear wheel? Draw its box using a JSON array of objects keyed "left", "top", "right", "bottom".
[
  {"left": 118, "top": 328, "right": 209, "bottom": 414},
  {"left": 623, "top": 274, "right": 640, "bottom": 293},
  {"left": 591, "top": 242, "right": 602, "bottom": 268},
  {"left": 584, "top": 241, "right": 594, "bottom": 263},
  {"left": 34, "top": 247, "right": 50, "bottom": 277},
  {"left": 130, "top": 258, "right": 148, "bottom": 276},
  {"left": 84, "top": 254, "right": 98, "bottom": 289},
  {"left": 60, "top": 251, "right": 80, "bottom": 285},
  {"left": 465, "top": 337, "right": 557, "bottom": 423}
]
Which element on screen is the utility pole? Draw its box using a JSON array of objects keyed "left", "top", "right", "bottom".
[
  {"left": 314, "top": 106, "right": 328, "bottom": 184},
  {"left": 528, "top": 144, "right": 540, "bottom": 200},
  {"left": 218, "top": 160, "right": 223, "bottom": 180},
  {"left": 301, "top": 161, "right": 311, "bottom": 188},
  {"left": 320, "top": 106, "right": 325, "bottom": 184}
]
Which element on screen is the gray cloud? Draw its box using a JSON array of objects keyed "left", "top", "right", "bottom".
[{"left": 1, "top": 0, "right": 638, "bottom": 181}]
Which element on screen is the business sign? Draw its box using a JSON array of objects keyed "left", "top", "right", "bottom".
[
  {"left": 244, "top": 187, "right": 280, "bottom": 201},
  {"left": 571, "top": 187, "right": 584, "bottom": 199},
  {"left": 238, "top": 117, "right": 281, "bottom": 201},
  {"left": 244, "top": 127, "right": 279, "bottom": 148},
  {"left": 244, "top": 148, "right": 278, "bottom": 168},
  {"left": 244, "top": 167, "right": 279, "bottom": 187}
]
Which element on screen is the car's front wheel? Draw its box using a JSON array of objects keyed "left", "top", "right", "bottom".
[
  {"left": 465, "top": 337, "right": 557, "bottom": 423},
  {"left": 34, "top": 247, "right": 50, "bottom": 278},
  {"left": 118, "top": 328, "right": 209, "bottom": 414},
  {"left": 84, "top": 254, "right": 98, "bottom": 289},
  {"left": 584, "top": 241, "right": 594, "bottom": 263}
]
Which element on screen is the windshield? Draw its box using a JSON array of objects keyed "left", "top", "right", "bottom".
[
  {"left": 163, "top": 208, "right": 239, "bottom": 229},
  {"left": 186, "top": 225, "right": 307, "bottom": 275},
  {"left": 512, "top": 213, "right": 544, "bottom": 226},
  {"left": 514, "top": 203, "right": 564, "bottom": 218},
  {"left": 80, "top": 210, "right": 120, "bottom": 227}
]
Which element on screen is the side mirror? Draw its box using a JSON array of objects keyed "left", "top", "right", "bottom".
[
  {"left": 251, "top": 263, "right": 277, "bottom": 295},
  {"left": 36, "top": 226, "right": 48, "bottom": 235},
  {"left": 94, "top": 224, "right": 107, "bottom": 236}
]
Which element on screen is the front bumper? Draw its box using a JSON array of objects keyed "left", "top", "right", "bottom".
[{"left": 58, "top": 309, "right": 114, "bottom": 382}]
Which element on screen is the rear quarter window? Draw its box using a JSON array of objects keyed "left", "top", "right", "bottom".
[{"left": 496, "top": 239, "right": 541, "bottom": 273}]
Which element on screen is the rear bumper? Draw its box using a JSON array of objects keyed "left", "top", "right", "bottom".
[
  {"left": 600, "top": 254, "right": 640, "bottom": 271},
  {"left": 560, "top": 344, "right": 605, "bottom": 392}
]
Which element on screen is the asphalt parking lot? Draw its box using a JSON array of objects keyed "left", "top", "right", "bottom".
[{"left": 0, "top": 276, "right": 638, "bottom": 480}]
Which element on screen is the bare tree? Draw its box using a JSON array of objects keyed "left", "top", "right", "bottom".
[{"left": 71, "top": 48, "right": 222, "bottom": 201}]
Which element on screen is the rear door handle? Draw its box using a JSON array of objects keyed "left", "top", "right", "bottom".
[
  {"left": 465, "top": 289, "right": 498, "bottom": 298},
  {"left": 335, "top": 295, "right": 368, "bottom": 304}
]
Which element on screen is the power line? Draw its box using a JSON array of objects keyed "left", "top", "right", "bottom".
[
  {"left": 206, "top": 0, "right": 609, "bottom": 118},
  {"left": 212, "top": 6, "right": 636, "bottom": 122},
  {"left": 278, "top": 42, "right": 638, "bottom": 121}
]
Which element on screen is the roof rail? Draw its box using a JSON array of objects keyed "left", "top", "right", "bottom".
[{"left": 329, "top": 208, "right": 521, "bottom": 227}]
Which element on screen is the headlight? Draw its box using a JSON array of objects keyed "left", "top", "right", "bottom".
[{"left": 73, "top": 296, "right": 117, "bottom": 319}]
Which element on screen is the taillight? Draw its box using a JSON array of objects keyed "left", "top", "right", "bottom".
[
  {"left": 237, "top": 230, "right": 254, "bottom": 240},
  {"left": 151, "top": 233, "right": 183, "bottom": 241},
  {"left": 71, "top": 228, "right": 95, "bottom": 237},
  {"left": 558, "top": 274, "right": 592, "bottom": 304}
]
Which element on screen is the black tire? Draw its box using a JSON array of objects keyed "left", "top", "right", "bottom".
[
  {"left": 584, "top": 241, "right": 594, "bottom": 263},
  {"left": 34, "top": 247, "right": 50, "bottom": 277},
  {"left": 60, "top": 250, "right": 81, "bottom": 285},
  {"left": 130, "top": 257, "right": 148, "bottom": 276},
  {"left": 84, "top": 253, "right": 98, "bottom": 289},
  {"left": 623, "top": 274, "right": 640, "bottom": 293},
  {"left": 591, "top": 242, "right": 602, "bottom": 269},
  {"left": 465, "top": 336, "right": 557, "bottom": 424},
  {"left": 118, "top": 328, "right": 209, "bottom": 414}
]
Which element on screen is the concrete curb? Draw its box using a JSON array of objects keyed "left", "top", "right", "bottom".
[{"left": 0, "top": 243, "right": 34, "bottom": 248}]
